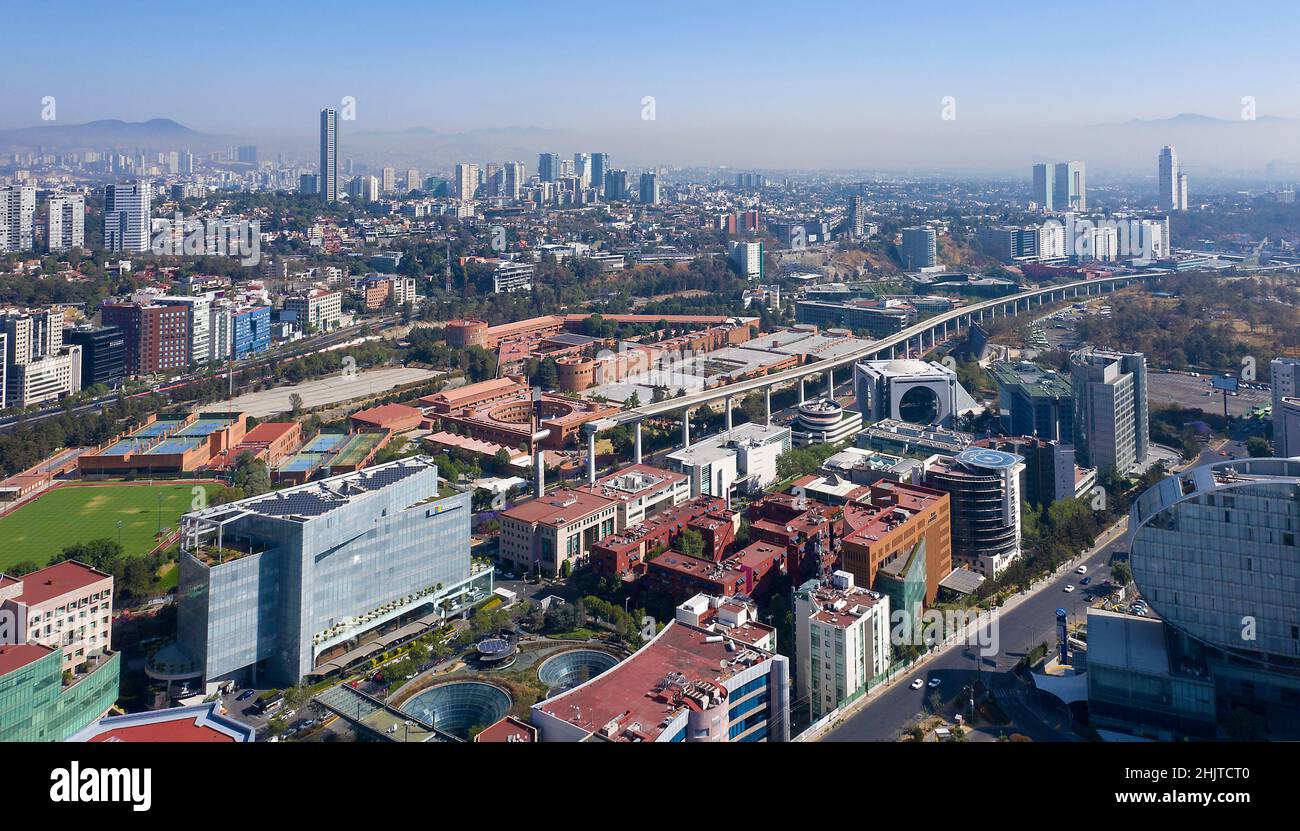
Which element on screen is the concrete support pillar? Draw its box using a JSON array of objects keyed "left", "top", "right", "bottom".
[
  {"left": 682, "top": 409, "right": 691, "bottom": 447},
  {"left": 633, "top": 422, "right": 642, "bottom": 465},
  {"left": 765, "top": 388, "right": 772, "bottom": 427},
  {"left": 587, "top": 431, "right": 596, "bottom": 485},
  {"left": 535, "top": 448, "right": 545, "bottom": 498},
  {"left": 799, "top": 378, "right": 806, "bottom": 404},
  {"left": 826, "top": 368, "right": 833, "bottom": 398},
  {"left": 725, "top": 396, "right": 733, "bottom": 432}
]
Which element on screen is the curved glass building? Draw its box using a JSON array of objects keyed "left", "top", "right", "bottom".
[{"left": 1123, "top": 457, "right": 1300, "bottom": 738}]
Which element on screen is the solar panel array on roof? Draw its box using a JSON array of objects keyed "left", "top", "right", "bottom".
[
  {"left": 251, "top": 459, "right": 428, "bottom": 517},
  {"left": 254, "top": 490, "right": 346, "bottom": 517}
]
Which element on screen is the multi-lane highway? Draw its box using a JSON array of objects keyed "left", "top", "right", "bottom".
[
  {"left": 0, "top": 314, "right": 401, "bottom": 433},
  {"left": 820, "top": 518, "right": 1129, "bottom": 742}
]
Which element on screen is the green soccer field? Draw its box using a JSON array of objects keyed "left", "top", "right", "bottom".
[{"left": 0, "top": 483, "right": 219, "bottom": 572}]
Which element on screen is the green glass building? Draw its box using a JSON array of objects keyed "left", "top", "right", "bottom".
[
  {"left": 0, "top": 644, "right": 120, "bottom": 742},
  {"left": 874, "top": 539, "right": 927, "bottom": 636}
]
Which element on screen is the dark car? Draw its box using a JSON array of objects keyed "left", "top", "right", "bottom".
[
  {"left": 236, "top": 689, "right": 256, "bottom": 701},
  {"left": 1081, "top": 576, "right": 1092, "bottom": 585}
]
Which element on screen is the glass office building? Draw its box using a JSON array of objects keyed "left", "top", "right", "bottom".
[
  {"left": 177, "top": 456, "right": 475, "bottom": 688},
  {"left": 0, "top": 644, "right": 120, "bottom": 742},
  {"left": 1123, "top": 457, "right": 1300, "bottom": 738}
]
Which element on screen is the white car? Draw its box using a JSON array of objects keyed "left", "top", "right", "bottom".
[
  {"left": 910, "top": 678, "right": 924, "bottom": 690},
  {"left": 1063, "top": 585, "right": 1076, "bottom": 593},
  {"left": 1076, "top": 565, "right": 1087, "bottom": 574}
]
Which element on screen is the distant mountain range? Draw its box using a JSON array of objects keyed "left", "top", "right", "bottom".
[
  {"left": 0, "top": 118, "right": 232, "bottom": 150},
  {"left": 1110, "top": 112, "right": 1293, "bottom": 127}
]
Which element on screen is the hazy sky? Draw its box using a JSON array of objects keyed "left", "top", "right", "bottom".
[{"left": 5, "top": 0, "right": 1299, "bottom": 174}]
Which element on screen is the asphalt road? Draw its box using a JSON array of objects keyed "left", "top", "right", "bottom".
[{"left": 822, "top": 519, "right": 1127, "bottom": 742}]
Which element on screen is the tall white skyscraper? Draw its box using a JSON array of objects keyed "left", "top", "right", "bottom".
[
  {"left": 0, "top": 185, "right": 37, "bottom": 253},
  {"left": 574, "top": 153, "right": 591, "bottom": 188},
  {"left": 381, "top": 167, "right": 396, "bottom": 193},
  {"left": 1054, "top": 161, "right": 1086, "bottom": 211},
  {"left": 1158, "top": 145, "right": 1185, "bottom": 211},
  {"left": 1071, "top": 348, "right": 1149, "bottom": 473},
  {"left": 319, "top": 108, "right": 338, "bottom": 203},
  {"left": 348, "top": 175, "right": 379, "bottom": 202},
  {"left": 405, "top": 168, "right": 420, "bottom": 193},
  {"left": 503, "top": 161, "right": 525, "bottom": 200},
  {"left": 104, "top": 181, "right": 152, "bottom": 253},
  {"left": 455, "top": 163, "right": 479, "bottom": 200},
  {"left": 47, "top": 192, "right": 85, "bottom": 252}
]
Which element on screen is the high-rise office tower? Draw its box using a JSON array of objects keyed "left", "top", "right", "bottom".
[
  {"left": 849, "top": 194, "right": 868, "bottom": 238},
  {"left": 455, "top": 163, "right": 478, "bottom": 200},
  {"left": 590, "top": 153, "right": 609, "bottom": 192},
  {"left": 728, "top": 240, "right": 763, "bottom": 280},
  {"left": 0, "top": 185, "right": 37, "bottom": 253},
  {"left": 47, "top": 192, "right": 85, "bottom": 252},
  {"left": 381, "top": 167, "right": 396, "bottom": 193},
  {"left": 319, "top": 108, "right": 338, "bottom": 203},
  {"left": 405, "top": 168, "right": 420, "bottom": 193},
  {"left": 64, "top": 325, "right": 125, "bottom": 389},
  {"left": 900, "top": 226, "right": 937, "bottom": 269},
  {"left": 1054, "top": 161, "right": 1086, "bottom": 211},
  {"left": 923, "top": 448, "right": 1025, "bottom": 578},
  {"left": 1158, "top": 145, "right": 1180, "bottom": 211},
  {"left": 177, "top": 456, "right": 475, "bottom": 686},
  {"left": 1177, "top": 173, "right": 1189, "bottom": 211},
  {"left": 538, "top": 153, "right": 560, "bottom": 182},
  {"left": 348, "top": 175, "right": 379, "bottom": 202},
  {"left": 990, "top": 361, "right": 1074, "bottom": 442},
  {"left": 1272, "top": 358, "right": 1300, "bottom": 456},
  {"left": 103, "top": 181, "right": 152, "bottom": 253},
  {"left": 1031, "top": 163, "right": 1054, "bottom": 210},
  {"left": 574, "top": 153, "right": 591, "bottom": 188},
  {"left": 603, "top": 169, "right": 629, "bottom": 201},
  {"left": 1071, "top": 347, "right": 1149, "bottom": 472},
  {"left": 503, "top": 161, "right": 525, "bottom": 200},
  {"left": 639, "top": 171, "right": 660, "bottom": 205}
]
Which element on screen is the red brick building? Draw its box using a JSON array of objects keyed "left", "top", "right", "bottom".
[
  {"left": 590, "top": 496, "right": 732, "bottom": 581},
  {"left": 349, "top": 403, "right": 425, "bottom": 433},
  {"left": 101, "top": 302, "right": 191, "bottom": 375}
]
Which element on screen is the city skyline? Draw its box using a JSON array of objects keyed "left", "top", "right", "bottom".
[{"left": 2, "top": 2, "right": 1299, "bottom": 175}]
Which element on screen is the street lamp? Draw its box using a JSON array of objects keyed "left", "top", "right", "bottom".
[{"left": 116, "top": 520, "right": 124, "bottom": 549}]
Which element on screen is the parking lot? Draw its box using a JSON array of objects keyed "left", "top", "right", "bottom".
[{"left": 1148, "top": 370, "right": 1271, "bottom": 416}]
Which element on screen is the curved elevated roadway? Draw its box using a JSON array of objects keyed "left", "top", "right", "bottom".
[{"left": 578, "top": 271, "right": 1154, "bottom": 476}]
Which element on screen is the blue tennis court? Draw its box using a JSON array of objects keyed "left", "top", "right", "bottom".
[{"left": 147, "top": 436, "right": 205, "bottom": 455}]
